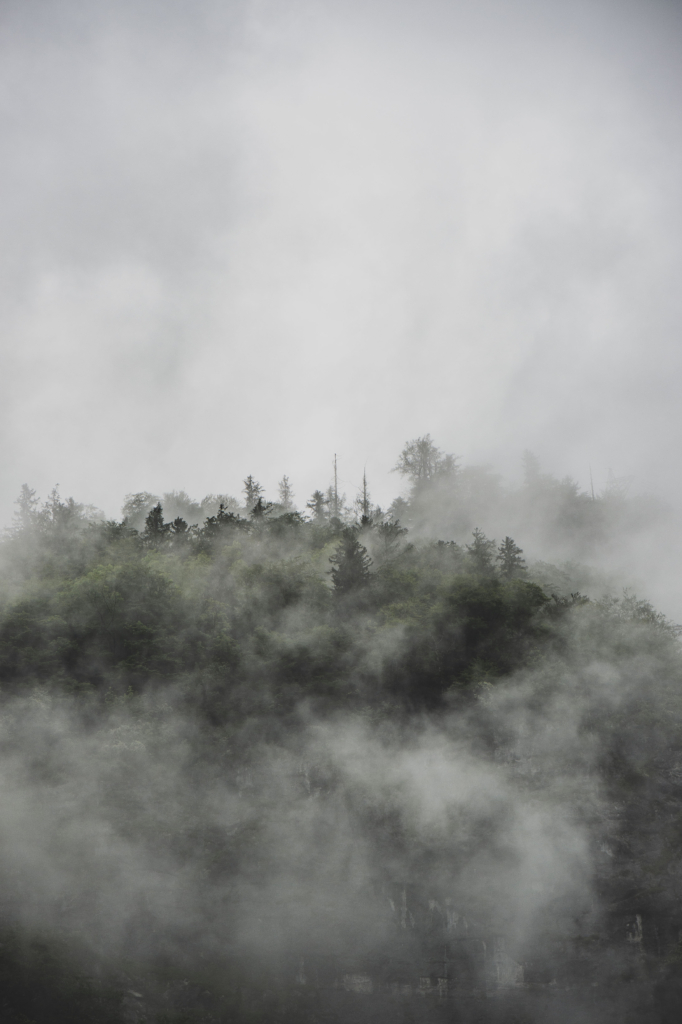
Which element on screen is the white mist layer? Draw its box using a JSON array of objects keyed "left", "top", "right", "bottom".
[{"left": 0, "top": 682, "right": 603, "bottom": 967}]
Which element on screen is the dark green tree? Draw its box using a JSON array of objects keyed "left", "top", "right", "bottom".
[
  {"left": 329, "top": 529, "right": 373, "bottom": 593},
  {"left": 243, "top": 476, "right": 263, "bottom": 511},
  {"left": 250, "top": 496, "right": 274, "bottom": 521},
  {"left": 306, "top": 490, "right": 328, "bottom": 523},
  {"left": 169, "top": 517, "right": 192, "bottom": 545},
  {"left": 143, "top": 503, "right": 170, "bottom": 546},
  {"left": 496, "top": 536, "right": 527, "bottom": 579},
  {"left": 466, "top": 528, "right": 496, "bottom": 576},
  {"left": 202, "top": 503, "right": 248, "bottom": 540}
]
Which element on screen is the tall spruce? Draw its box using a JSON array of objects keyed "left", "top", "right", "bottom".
[
  {"left": 466, "top": 528, "right": 496, "bottom": 576},
  {"left": 143, "top": 503, "right": 170, "bottom": 546},
  {"left": 243, "top": 476, "right": 263, "bottom": 511},
  {"left": 496, "top": 536, "right": 527, "bottom": 579},
  {"left": 277, "top": 475, "right": 294, "bottom": 510},
  {"left": 329, "top": 529, "right": 373, "bottom": 593},
  {"left": 306, "top": 490, "right": 328, "bottom": 523}
]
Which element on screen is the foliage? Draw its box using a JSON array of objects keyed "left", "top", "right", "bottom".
[
  {"left": 393, "top": 434, "right": 459, "bottom": 484},
  {"left": 277, "top": 475, "right": 294, "bottom": 510},
  {"left": 0, "top": 449, "right": 681, "bottom": 1022},
  {"left": 496, "top": 535, "right": 527, "bottom": 579},
  {"left": 242, "top": 475, "right": 263, "bottom": 512},
  {"left": 143, "top": 503, "right": 170, "bottom": 546},
  {"left": 305, "top": 489, "right": 328, "bottom": 523},
  {"left": 328, "top": 529, "right": 373, "bottom": 594},
  {"left": 0, "top": 481, "right": 578, "bottom": 709},
  {"left": 465, "top": 527, "right": 497, "bottom": 576}
]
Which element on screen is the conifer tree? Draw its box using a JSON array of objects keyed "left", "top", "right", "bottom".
[
  {"left": 496, "top": 536, "right": 527, "bottom": 579},
  {"left": 143, "top": 503, "right": 169, "bottom": 546},
  {"left": 250, "top": 496, "right": 273, "bottom": 521},
  {"left": 278, "top": 475, "right": 294, "bottom": 510},
  {"left": 306, "top": 490, "right": 328, "bottom": 523},
  {"left": 329, "top": 529, "right": 373, "bottom": 593},
  {"left": 202, "top": 503, "right": 248, "bottom": 540},
  {"left": 466, "top": 528, "right": 496, "bottom": 576},
  {"left": 170, "top": 517, "right": 190, "bottom": 543},
  {"left": 243, "top": 476, "right": 263, "bottom": 511}
]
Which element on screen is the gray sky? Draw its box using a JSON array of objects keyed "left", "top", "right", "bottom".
[{"left": 1, "top": 0, "right": 681, "bottom": 521}]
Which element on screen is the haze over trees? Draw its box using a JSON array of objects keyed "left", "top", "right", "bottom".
[{"left": 0, "top": 438, "right": 681, "bottom": 1022}]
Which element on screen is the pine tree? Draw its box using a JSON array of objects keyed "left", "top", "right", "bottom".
[
  {"left": 243, "top": 476, "right": 263, "bottom": 512},
  {"left": 278, "top": 475, "right": 294, "bottom": 510},
  {"left": 250, "top": 496, "right": 273, "bottom": 520},
  {"left": 466, "top": 528, "right": 496, "bottom": 576},
  {"left": 496, "top": 537, "right": 527, "bottom": 579},
  {"left": 202, "top": 503, "right": 248, "bottom": 540},
  {"left": 306, "top": 490, "right": 328, "bottom": 523},
  {"left": 169, "top": 517, "right": 190, "bottom": 543},
  {"left": 143, "top": 503, "right": 170, "bottom": 546},
  {"left": 329, "top": 529, "right": 373, "bottom": 593}
]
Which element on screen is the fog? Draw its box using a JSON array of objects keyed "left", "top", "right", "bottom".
[
  {"left": 1, "top": 471, "right": 681, "bottom": 1019},
  {"left": 2, "top": 3, "right": 682, "bottom": 1021},
  {"left": 1, "top": 0, "right": 681, "bottom": 530}
]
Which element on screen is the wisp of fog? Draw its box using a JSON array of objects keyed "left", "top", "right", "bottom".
[{"left": 1, "top": 1, "right": 682, "bottom": 1022}]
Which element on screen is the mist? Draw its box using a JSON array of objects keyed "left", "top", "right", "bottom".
[
  {"left": 1, "top": 0, "right": 681, "bottom": 520},
  {"left": 0, "top": 466, "right": 680, "bottom": 1020},
  {"left": 2, "top": 1, "right": 682, "bottom": 1022}
]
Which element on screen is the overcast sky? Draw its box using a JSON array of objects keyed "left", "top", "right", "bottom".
[{"left": 1, "top": 0, "right": 681, "bottom": 521}]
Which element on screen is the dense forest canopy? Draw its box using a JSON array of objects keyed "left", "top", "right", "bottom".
[{"left": 1, "top": 438, "right": 682, "bottom": 1023}]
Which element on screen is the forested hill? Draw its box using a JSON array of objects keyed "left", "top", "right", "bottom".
[{"left": 1, "top": 440, "right": 682, "bottom": 1023}]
